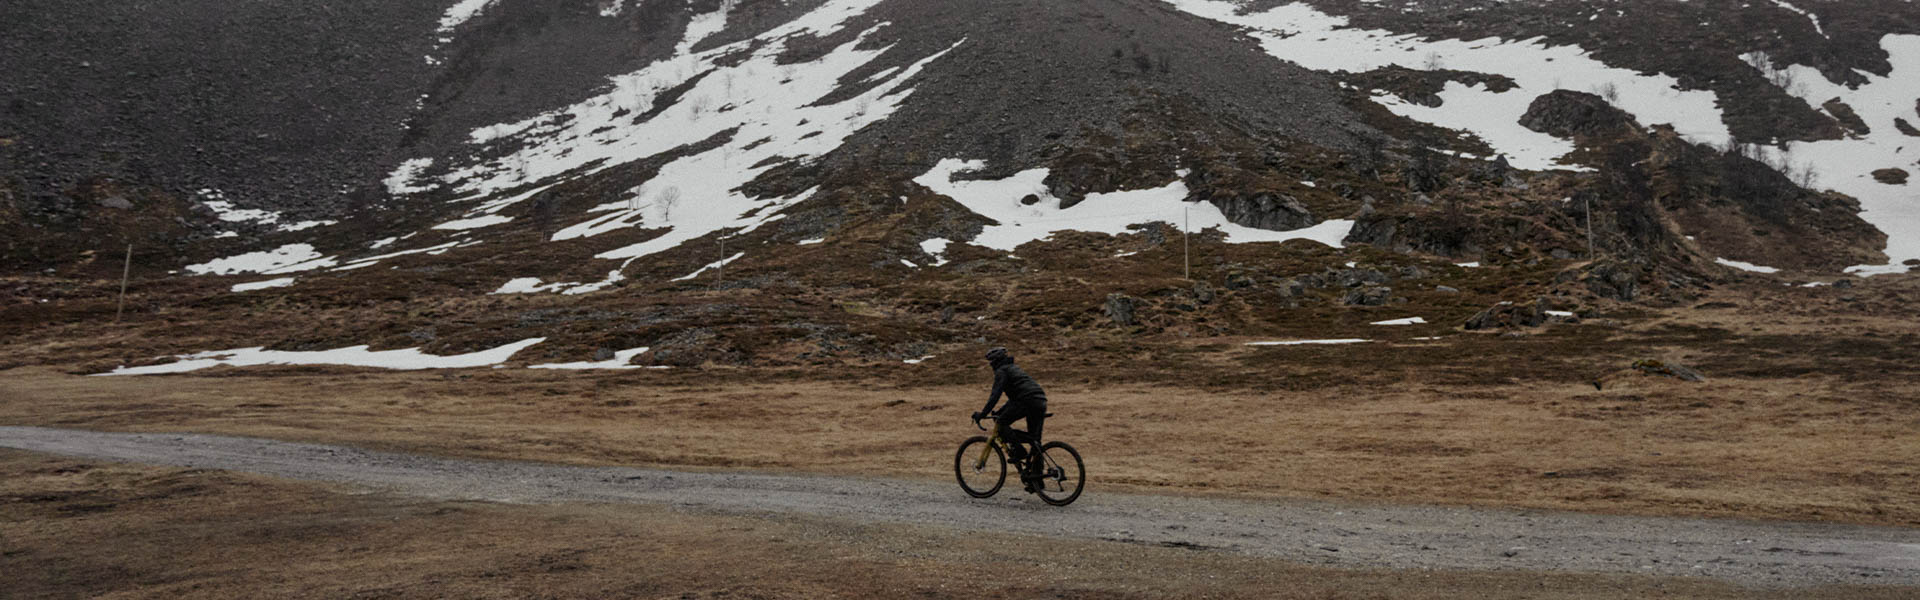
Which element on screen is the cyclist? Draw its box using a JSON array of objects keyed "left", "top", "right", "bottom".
[{"left": 972, "top": 347, "right": 1049, "bottom": 491}]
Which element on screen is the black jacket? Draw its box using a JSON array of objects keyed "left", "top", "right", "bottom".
[{"left": 982, "top": 362, "right": 1047, "bottom": 414}]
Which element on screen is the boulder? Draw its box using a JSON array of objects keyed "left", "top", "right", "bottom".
[
  {"left": 1872, "top": 168, "right": 1908, "bottom": 185},
  {"left": 1206, "top": 193, "right": 1316, "bottom": 231},
  {"left": 1631, "top": 359, "right": 1706, "bottom": 382},
  {"left": 1341, "top": 286, "right": 1393, "bottom": 306},
  {"left": 1896, "top": 118, "right": 1920, "bottom": 138},
  {"left": 1224, "top": 271, "right": 1256, "bottom": 290},
  {"left": 1464, "top": 298, "right": 1549, "bottom": 330},
  {"left": 1823, "top": 99, "right": 1871, "bottom": 136},
  {"left": 1331, "top": 267, "right": 1390, "bottom": 288},
  {"left": 1581, "top": 262, "right": 1640, "bottom": 302},
  {"left": 1103, "top": 293, "right": 1137, "bottom": 326},
  {"left": 1519, "top": 90, "right": 1640, "bottom": 140},
  {"left": 1192, "top": 281, "right": 1216, "bottom": 304}
]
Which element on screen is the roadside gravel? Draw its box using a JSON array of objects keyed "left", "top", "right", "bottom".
[{"left": 3, "top": 426, "right": 1913, "bottom": 588}]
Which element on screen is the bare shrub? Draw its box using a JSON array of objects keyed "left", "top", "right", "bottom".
[
  {"left": 1594, "top": 82, "right": 1620, "bottom": 104},
  {"left": 658, "top": 186, "right": 682, "bottom": 221}
]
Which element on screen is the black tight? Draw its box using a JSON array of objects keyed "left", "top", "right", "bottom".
[{"left": 995, "top": 401, "right": 1046, "bottom": 460}]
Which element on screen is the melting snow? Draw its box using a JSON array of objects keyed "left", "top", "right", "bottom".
[
  {"left": 1770, "top": 1, "right": 1827, "bottom": 38},
  {"left": 230, "top": 277, "right": 297, "bottom": 293},
  {"left": 100, "top": 338, "right": 547, "bottom": 376},
  {"left": 1165, "top": 0, "right": 1728, "bottom": 170},
  {"left": 673, "top": 252, "right": 745, "bottom": 281},
  {"left": 390, "top": 0, "right": 964, "bottom": 273},
  {"left": 920, "top": 238, "right": 952, "bottom": 266},
  {"left": 903, "top": 355, "right": 935, "bottom": 364},
  {"left": 1745, "top": 37, "right": 1920, "bottom": 274},
  {"left": 432, "top": 214, "right": 514, "bottom": 231},
  {"left": 187, "top": 243, "right": 338, "bottom": 275},
  {"left": 438, "top": 0, "right": 500, "bottom": 33},
  {"left": 1246, "top": 339, "right": 1372, "bottom": 346},
  {"left": 915, "top": 159, "right": 1353, "bottom": 250},
  {"left": 492, "top": 277, "right": 570, "bottom": 294},
  {"left": 385, "top": 158, "right": 437, "bottom": 195},
  {"left": 1370, "top": 317, "right": 1427, "bottom": 326},
  {"left": 1716, "top": 257, "right": 1781, "bottom": 274},
  {"left": 529, "top": 347, "right": 651, "bottom": 370}
]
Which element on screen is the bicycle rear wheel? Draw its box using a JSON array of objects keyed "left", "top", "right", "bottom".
[
  {"left": 1034, "top": 441, "right": 1085, "bottom": 506},
  {"left": 954, "top": 436, "right": 1006, "bottom": 498}
]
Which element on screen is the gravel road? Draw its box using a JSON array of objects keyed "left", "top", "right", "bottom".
[{"left": 3, "top": 426, "right": 1914, "bottom": 587}]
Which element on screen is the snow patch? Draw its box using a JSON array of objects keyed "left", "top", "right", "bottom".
[
  {"left": 673, "top": 252, "right": 745, "bottom": 281},
  {"left": 187, "top": 244, "right": 338, "bottom": 275},
  {"left": 1716, "top": 257, "right": 1781, "bottom": 274},
  {"left": 1246, "top": 339, "right": 1372, "bottom": 346},
  {"left": 916, "top": 159, "right": 1352, "bottom": 251},
  {"left": 386, "top": 158, "right": 437, "bottom": 195},
  {"left": 100, "top": 338, "right": 546, "bottom": 376},
  {"left": 437, "top": 0, "right": 500, "bottom": 33},
  {"left": 1370, "top": 317, "right": 1427, "bottom": 326},
  {"left": 230, "top": 277, "right": 297, "bottom": 293},
  {"left": 920, "top": 238, "right": 952, "bottom": 266},
  {"left": 530, "top": 347, "right": 651, "bottom": 370},
  {"left": 492, "top": 277, "right": 570, "bottom": 295},
  {"left": 433, "top": 214, "right": 515, "bottom": 231}
]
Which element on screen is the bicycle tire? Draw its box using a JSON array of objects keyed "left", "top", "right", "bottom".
[
  {"left": 1034, "top": 441, "right": 1085, "bottom": 506},
  {"left": 954, "top": 436, "right": 1006, "bottom": 498}
]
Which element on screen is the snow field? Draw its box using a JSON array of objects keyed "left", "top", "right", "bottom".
[
  {"left": 1164, "top": 0, "right": 1727, "bottom": 171},
  {"left": 394, "top": 0, "right": 960, "bottom": 272},
  {"left": 1746, "top": 36, "right": 1920, "bottom": 275},
  {"left": 1166, "top": 0, "right": 1919, "bottom": 275}
]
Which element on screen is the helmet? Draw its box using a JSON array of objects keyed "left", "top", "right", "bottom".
[{"left": 984, "top": 347, "right": 1011, "bottom": 364}]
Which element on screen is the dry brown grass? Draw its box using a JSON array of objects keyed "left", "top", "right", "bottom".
[
  {"left": 5, "top": 345, "right": 1915, "bottom": 528},
  {"left": 5, "top": 450, "right": 1910, "bottom": 599}
]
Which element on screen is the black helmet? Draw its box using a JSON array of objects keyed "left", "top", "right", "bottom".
[{"left": 984, "top": 347, "right": 1011, "bottom": 364}]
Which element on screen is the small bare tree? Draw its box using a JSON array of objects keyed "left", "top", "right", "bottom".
[
  {"left": 1594, "top": 81, "right": 1620, "bottom": 104},
  {"left": 658, "top": 186, "right": 682, "bottom": 221},
  {"left": 1423, "top": 51, "right": 1445, "bottom": 71}
]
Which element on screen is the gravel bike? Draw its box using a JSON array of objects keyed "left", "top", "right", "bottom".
[{"left": 954, "top": 412, "right": 1084, "bottom": 506}]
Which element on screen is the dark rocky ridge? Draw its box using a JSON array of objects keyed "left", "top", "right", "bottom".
[
  {"left": 0, "top": 0, "right": 1902, "bottom": 286},
  {"left": 0, "top": 0, "right": 443, "bottom": 225}
]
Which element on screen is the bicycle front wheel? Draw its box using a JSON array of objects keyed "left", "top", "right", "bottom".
[
  {"left": 954, "top": 436, "right": 1006, "bottom": 498},
  {"left": 1034, "top": 441, "right": 1085, "bottom": 506}
]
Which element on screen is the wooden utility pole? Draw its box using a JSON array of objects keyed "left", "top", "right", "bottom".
[
  {"left": 115, "top": 243, "right": 132, "bottom": 322},
  {"left": 1585, "top": 195, "right": 1595, "bottom": 257},
  {"left": 718, "top": 236, "right": 726, "bottom": 283}
]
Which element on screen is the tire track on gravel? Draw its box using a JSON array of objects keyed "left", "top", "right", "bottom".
[{"left": 3, "top": 426, "right": 1914, "bottom": 587}]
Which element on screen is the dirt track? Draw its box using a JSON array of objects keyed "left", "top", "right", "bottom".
[{"left": 4, "top": 426, "right": 1914, "bottom": 588}]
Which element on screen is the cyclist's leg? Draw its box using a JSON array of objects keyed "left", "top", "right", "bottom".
[
  {"left": 993, "top": 407, "right": 1029, "bottom": 462},
  {"left": 1027, "top": 404, "right": 1045, "bottom": 447},
  {"left": 1000, "top": 402, "right": 1043, "bottom": 471}
]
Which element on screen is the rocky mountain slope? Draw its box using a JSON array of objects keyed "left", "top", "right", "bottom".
[{"left": 4, "top": 0, "right": 1917, "bottom": 369}]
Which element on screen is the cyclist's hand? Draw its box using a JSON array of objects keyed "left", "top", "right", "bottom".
[{"left": 970, "top": 411, "right": 985, "bottom": 422}]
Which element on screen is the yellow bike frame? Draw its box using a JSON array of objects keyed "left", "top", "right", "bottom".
[{"left": 975, "top": 429, "right": 1003, "bottom": 470}]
